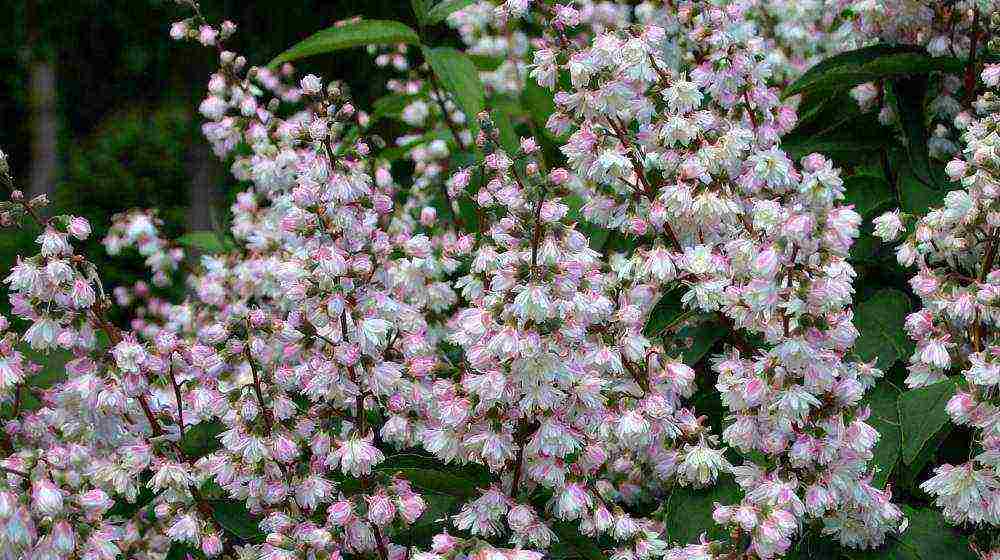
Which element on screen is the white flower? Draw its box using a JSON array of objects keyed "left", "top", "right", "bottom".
[
  {"left": 113, "top": 336, "right": 148, "bottom": 373},
  {"left": 678, "top": 442, "right": 730, "bottom": 486},
  {"left": 31, "top": 480, "right": 64, "bottom": 516},
  {"left": 872, "top": 211, "right": 904, "bottom": 242}
]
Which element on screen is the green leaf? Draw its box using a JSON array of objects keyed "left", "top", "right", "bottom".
[
  {"left": 675, "top": 322, "right": 726, "bottom": 366},
  {"left": 470, "top": 54, "right": 505, "bottom": 71},
  {"left": 865, "top": 382, "right": 902, "bottom": 488},
  {"left": 521, "top": 77, "right": 558, "bottom": 137},
  {"left": 643, "top": 288, "right": 687, "bottom": 338},
  {"left": 212, "top": 499, "right": 263, "bottom": 542},
  {"left": 107, "top": 475, "right": 159, "bottom": 520},
  {"left": 785, "top": 45, "right": 964, "bottom": 98},
  {"left": 847, "top": 505, "right": 976, "bottom": 560},
  {"left": 898, "top": 423, "right": 954, "bottom": 490},
  {"left": 406, "top": 494, "right": 457, "bottom": 547},
  {"left": 411, "top": 0, "right": 434, "bottom": 23},
  {"left": 176, "top": 231, "right": 226, "bottom": 253},
  {"left": 372, "top": 93, "right": 418, "bottom": 123},
  {"left": 899, "top": 379, "right": 957, "bottom": 465},
  {"left": 178, "top": 420, "right": 225, "bottom": 459},
  {"left": 898, "top": 162, "right": 946, "bottom": 216},
  {"left": 383, "top": 467, "right": 479, "bottom": 498},
  {"left": 269, "top": 20, "right": 421, "bottom": 68},
  {"left": 491, "top": 101, "right": 520, "bottom": 155},
  {"left": 423, "top": 46, "right": 486, "bottom": 133},
  {"left": 660, "top": 479, "right": 741, "bottom": 545},
  {"left": 782, "top": 94, "right": 897, "bottom": 165},
  {"left": 167, "top": 543, "right": 206, "bottom": 560},
  {"left": 893, "top": 75, "right": 938, "bottom": 189},
  {"left": 550, "top": 521, "right": 606, "bottom": 560},
  {"left": 845, "top": 174, "right": 895, "bottom": 219},
  {"left": 854, "top": 289, "right": 912, "bottom": 368},
  {"left": 425, "top": 0, "right": 478, "bottom": 25}
]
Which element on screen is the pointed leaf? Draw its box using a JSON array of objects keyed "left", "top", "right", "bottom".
[
  {"left": 854, "top": 289, "right": 912, "bottom": 368},
  {"left": 893, "top": 75, "right": 938, "bottom": 189},
  {"left": 423, "top": 46, "right": 485, "bottom": 132},
  {"left": 643, "top": 288, "right": 687, "bottom": 338},
  {"left": 269, "top": 20, "right": 421, "bottom": 68},
  {"left": 176, "top": 231, "right": 226, "bottom": 253},
  {"left": 865, "top": 382, "right": 902, "bottom": 488},
  {"left": 785, "top": 45, "right": 964, "bottom": 98},
  {"left": 212, "top": 499, "right": 263, "bottom": 542},
  {"left": 178, "top": 420, "right": 225, "bottom": 459},
  {"left": 660, "top": 479, "right": 741, "bottom": 545},
  {"left": 845, "top": 174, "right": 895, "bottom": 219},
  {"left": 847, "top": 505, "right": 975, "bottom": 560},
  {"left": 550, "top": 521, "right": 606, "bottom": 560},
  {"left": 899, "top": 379, "right": 958, "bottom": 465},
  {"left": 425, "top": 0, "right": 478, "bottom": 25}
]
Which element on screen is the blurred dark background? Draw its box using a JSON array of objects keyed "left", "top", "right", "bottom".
[{"left": 0, "top": 0, "right": 425, "bottom": 291}]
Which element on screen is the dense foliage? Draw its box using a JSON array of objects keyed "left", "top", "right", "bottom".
[{"left": 0, "top": 1, "right": 999, "bottom": 559}]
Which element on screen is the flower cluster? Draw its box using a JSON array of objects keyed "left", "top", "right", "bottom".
[
  {"left": 5, "top": 1, "right": 996, "bottom": 559},
  {"left": 876, "top": 61, "right": 1000, "bottom": 556}
]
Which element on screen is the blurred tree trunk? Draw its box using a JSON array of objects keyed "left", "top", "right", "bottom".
[
  {"left": 26, "top": 0, "right": 58, "bottom": 203},
  {"left": 187, "top": 142, "right": 217, "bottom": 231}
]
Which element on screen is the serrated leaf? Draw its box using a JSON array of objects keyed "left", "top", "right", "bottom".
[
  {"left": 176, "top": 231, "right": 226, "bottom": 253},
  {"left": 425, "top": 0, "right": 478, "bottom": 25},
  {"left": 785, "top": 45, "right": 964, "bottom": 98},
  {"left": 269, "top": 20, "right": 421, "bottom": 68},
  {"left": 178, "top": 420, "right": 224, "bottom": 459},
  {"left": 847, "top": 505, "right": 976, "bottom": 560},
  {"left": 899, "top": 379, "right": 957, "bottom": 465},
  {"left": 550, "top": 521, "right": 606, "bottom": 560},
  {"left": 660, "top": 479, "right": 741, "bottom": 545},
  {"left": 845, "top": 174, "right": 895, "bottom": 219},
  {"left": 782, "top": 96, "right": 898, "bottom": 164},
  {"left": 212, "top": 499, "right": 263, "bottom": 542},
  {"left": 423, "top": 47, "right": 486, "bottom": 135},
  {"left": 865, "top": 382, "right": 902, "bottom": 488},
  {"left": 854, "top": 289, "right": 912, "bottom": 368}
]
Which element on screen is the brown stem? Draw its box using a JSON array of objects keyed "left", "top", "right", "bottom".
[
  {"left": 243, "top": 345, "right": 274, "bottom": 435},
  {"left": 425, "top": 72, "right": 469, "bottom": 232},
  {"left": 426, "top": 71, "right": 468, "bottom": 152},
  {"left": 167, "top": 364, "right": 185, "bottom": 439},
  {"left": 530, "top": 186, "right": 548, "bottom": 269},
  {"left": 964, "top": 7, "right": 981, "bottom": 108},
  {"left": 137, "top": 395, "right": 165, "bottom": 437},
  {"left": 604, "top": 116, "right": 683, "bottom": 251},
  {"left": 372, "top": 523, "right": 390, "bottom": 560},
  {"left": 0, "top": 466, "right": 30, "bottom": 480},
  {"left": 508, "top": 420, "right": 536, "bottom": 499},
  {"left": 743, "top": 90, "right": 758, "bottom": 132}
]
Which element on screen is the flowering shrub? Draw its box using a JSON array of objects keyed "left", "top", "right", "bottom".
[{"left": 0, "top": 1, "right": 999, "bottom": 559}]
